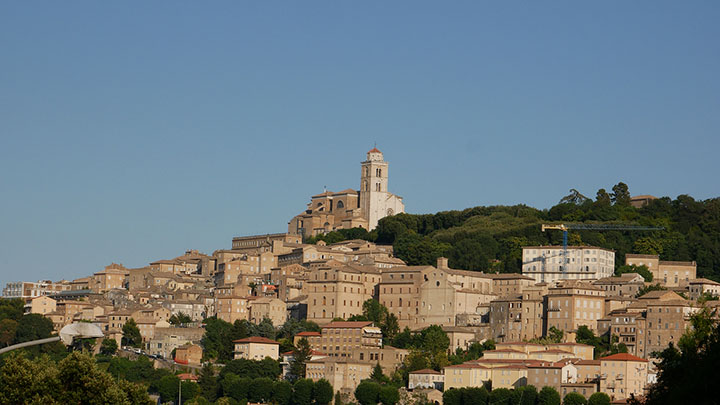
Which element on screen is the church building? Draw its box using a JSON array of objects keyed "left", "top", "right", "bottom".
[{"left": 288, "top": 148, "right": 405, "bottom": 237}]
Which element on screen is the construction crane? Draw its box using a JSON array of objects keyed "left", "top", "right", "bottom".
[{"left": 541, "top": 223, "right": 665, "bottom": 272}]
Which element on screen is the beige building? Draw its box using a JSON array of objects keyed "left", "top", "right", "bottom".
[
  {"left": 378, "top": 259, "right": 497, "bottom": 329},
  {"left": 643, "top": 292, "right": 693, "bottom": 356},
  {"left": 546, "top": 281, "right": 606, "bottom": 333},
  {"left": 625, "top": 254, "right": 696, "bottom": 287},
  {"left": 289, "top": 148, "right": 405, "bottom": 237},
  {"left": 599, "top": 353, "right": 648, "bottom": 401},
  {"left": 408, "top": 369, "right": 444, "bottom": 390},
  {"left": 249, "top": 297, "right": 287, "bottom": 326},
  {"left": 91, "top": 263, "right": 129, "bottom": 293},
  {"left": 302, "top": 321, "right": 382, "bottom": 358},
  {"left": 593, "top": 273, "right": 645, "bottom": 298},
  {"left": 306, "top": 358, "right": 373, "bottom": 394},
  {"left": 306, "top": 265, "right": 380, "bottom": 323},
  {"left": 688, "top": 278, "right": 720, "bottom": 299},
  {"left": 216, "top": 296, "right": 250, "bottom": 324},
  {"left": 526, "top": 361, "right": 578, "bottom": 394},
  {"left": 233, "top": 336, "right": 280, "bottom": 360},
  {"left": 28, "top": 295, "right": 57, "bottom": 315},
  {"left": 522, "top": 246, "right": 615, "bottom": 283}
]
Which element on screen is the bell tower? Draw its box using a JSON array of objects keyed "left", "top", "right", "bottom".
[{"left": 360, "top": 147, "right": 389, "bottom": 229}]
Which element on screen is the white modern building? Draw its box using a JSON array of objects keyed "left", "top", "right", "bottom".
[{"left": 522, "top": 246, "right": 615, "bottom": 284}]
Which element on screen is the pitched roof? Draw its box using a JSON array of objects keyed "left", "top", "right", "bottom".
[
  {"left": 233, "top": 336, "right": 280, "bottom": 345},
  {"left": 368, "top": 147, "right": 381, "bottom": 153},
  {"left": 600, "top": 353, "right": 648, "bottom": 362},
  {"left": 296, "top": 331, "right": 321, "bottom": 337},
  {"left": 409, "top": 369, "right": 442, "bottom": 375}
]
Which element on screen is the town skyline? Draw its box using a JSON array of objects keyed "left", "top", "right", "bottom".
[{"left": 2, "top": 1, "right": 720, "bottom": 287}]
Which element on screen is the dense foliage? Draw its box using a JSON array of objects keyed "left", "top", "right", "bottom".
[
  {"left": 443, "top": 385, "right": 541, "bottom": 405},
  {"left": 0, "top": 352, "right": 153, "bottom": 404},
  {"left": 0, "top": 299, "right": 66, "bottom": 361},
  {"left": 635, "top": 307, "right": 720, "bottom": 404},
  {"left": 314, "top": 186, "right": 720, "bottom": 280}
]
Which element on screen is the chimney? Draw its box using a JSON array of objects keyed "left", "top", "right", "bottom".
[{"left": 437, "top": 257, "right": 449, "bottom": 269}]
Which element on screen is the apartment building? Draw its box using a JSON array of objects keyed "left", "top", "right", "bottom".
[
  {"left": 2, "top": 280, "right": 71, "bottom": 298},
  {"left": 625, "top": 254, "right": 696, "bottom": 287},
  {"left": 249, "top": 297, "right": 287, "bottom": 326},
  {"left": 688, "top": 278, "right": 720, "bottom": 299},
  {"left": 216, "top": 295, "right": 250, "bottom": 324},
  {"left": 408, "top": 369, "right": 444, "bottom": 390},
  {"left": 306, "top": 358, "right": 373, "bottom": 394},
  {"left": 643, "top": 292, "right": 693, "bottom": 356},
  {"left": 599, "top": 353, "right": 648, "bottom": 401},
  {"left": 302, "top": 321, "right": 382, "bottom": 357},
  {"left": 526, "top": 361, "right": 578, "bottom": 394},
  {"left": 306, "top": 265, "right": 380, "bottom": 323},
  {"left": 546, "top": 281, "right": 606, "bottom": 333},
  {"left": 522, "top": 246, "right": 615, "bottom": 283}
]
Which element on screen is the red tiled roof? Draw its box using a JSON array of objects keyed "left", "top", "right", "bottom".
[
  {"left": 368, "top": 147, "right": 381, "bottom": 153},
  {"left": 296, "top": 331, "right": 321, "bottom": 336},
  {"left": 600, "top": 353, "right": 648, "bottom": 362},
  {"left": 177, "top": 373, "right": 198, "bottom": 381},
  {"left": 233, "top": 336, "right": 280, "bottom": 345}
]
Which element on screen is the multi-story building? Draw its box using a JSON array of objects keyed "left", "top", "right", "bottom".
[
  {"left": 592, "top": 273, "right": 645, "bottom": 298},
  {"left": 306, "top": 265, "right": 380, "bottom": 323},
  {"left": 546, "top": 281, "right": 606, "bottom": 333},
  {"left": 306, "top": 358, "right": 373, "bottom": 394},
  {"left": 526, "top": 361, "right": 578, "bottom": 394},
  {"left": 233, "top": 336, "right": 280, "bottom": 360},
  {"left": 522, "top": 246, "right": 615, "bottom": 284},
  {"left": 625, "top": 254, "right": 696, "bottom": 287},
  {"left": 249, "top": 297, "right": 287, "bottom": 326},
  {"left": 2, "top": 280, "right": 70, "bottom": 298},
  {"left": 216, "top": 295, "right": 250, "bottom": 324},
  {"left": 27, "top": 295, "right": 57, "bottom": 315},
  {"left": 302, "top": 321, "right": 382, "bottom": 358},
  {"left": 288, "top": 148, "right": 405, "bottom": 237},
  {"left": 643, "top": 292, "right": 693, "bottom": 356},
  {"left": 599, "top": 353, "right": 648, "bottom": 401},
  {"left": 91, "top": 263, "right": 129, "bottom": 293},
  {"left": 378, "top": 258, "right": 497, "bottom": 329}
]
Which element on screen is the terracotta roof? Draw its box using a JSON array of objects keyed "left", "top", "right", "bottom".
[
  {"left": 233, "top": 336, "right": 280, "bottom": 345},
  {"left": 321, "top": 321, "right": 373, "bottom": 329},
  {"left": 296, "top": 331, "right": 321, "bottom": 337},
  {"left": 177, "top": 373, "right": 198, "bottom": 381},
  {"left": 529, "top": 349, "right": 573, "bottom": 354},
  {"left": 368, "top": 147, "right": 381, "bottom": 153},
  {"left": 409, "top": 369, "right": 442, "bottom": 375},
  {"left": 600, "top": 353, "right": 648, "bottom": 362},
  {"left": 574, "top": 359, "right": 601, "bottom": 365}
]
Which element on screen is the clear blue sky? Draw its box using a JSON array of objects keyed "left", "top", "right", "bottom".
[{"left": 1, "top": 2, "right": 719, "bottom": 287}]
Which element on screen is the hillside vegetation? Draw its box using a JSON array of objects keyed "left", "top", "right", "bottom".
[{"left": 311, "top": 183, "right": 720, "bottom": 281}]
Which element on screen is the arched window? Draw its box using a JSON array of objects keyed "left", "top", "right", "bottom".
[
  {"left": 363, "top": 181, "right": 368, "bottom": 191},
  {"left": 364, "top": 167, "right": 369, "bottom": 176},
  {"left": 376, "top": 183, "right": 381, "bottom": 191},
  {"left": 322, "top": 296, "right": 326, "bottom": 305},
  {"left": 337, "top": 200, "right": 344, "bottom": 209}
]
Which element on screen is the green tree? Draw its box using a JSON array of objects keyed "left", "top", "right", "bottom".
[
  {"left": 15, "top": 313, "right": 54, "bottom": 343},
  {"left": 633, "top": 237, "right": 664, "bottom": 256},
  {"left": 381, "top": 313, "right": 399, "bottom": 340},
  {"left": 611, "top": 182, "right": 631, "bottom": 206},
  {"left": 198, "top": 363, "right": 218, "bottom": 402},
  {"left": 0, "top": 318, "right": 18, "bottom": 347},
  {"left": 156, "top": 374, "right": 180, "bottom": 403},
  {"left": 100, "top": 337, "right": 118, "bottom": 356},
  {"left": 563, "top": 392, "right": 587, "bottom": 405},
  {"left": 442, "top": 388, "right": 462, "bottom": 405},
  {"left": 595, "top": 189, "right": 611, "bottom": 206},
  {"left": 587, "top": 392, "right": 610, "bottom": 405},
  {"left": 354, "top": 380, "right": 380, "bottom": 405},
  {"left": 293, "top": 378, "right": 315, "bottom": 405},
  {"left": 250, "top": 377, "right": 274, "bottom": 403},
  {"left": 169, "top": 312, "right": 193, "bottom": 325},
  {"left": 313, "top": 379, "right": 334, "bottom": 405},
  {"left": 489, "top": 387, "right": 512, "bottom": 404},
  {"left": 273, "top": 380, "right": 294, "bottom": 405},
  {"left": 462, "top": 386, "right": 489, "bottom": 405},
  {"left": 370, "top": 363, "right": 389, "bottom": 384},
  {"left": 289, "top": 337, "right": 312, "bottom": 381},
  {"left": 378, "top": 385, "right": 399, "bottom": 405},
  {"left": 615, "top": 264, "right": 653, "bottom": 282},
  {"left": 201, "top": 317, "right": 235, "bottom": 362},
  {"left": 418, "top": 325, "right": 450, "bottom": 369},
  {"left": 122, "top": 318, "right": 142, "bottom": 348},
  {"left": 0, "top": 298, "right": 24, "bottom": 321},
  {"left": 221, "top": 374, "right": 251, "bottom": 401},
  {"left": 513, "top": 385, "right": 537, "bottom": 405},
  {"left": 538, "top": 386, "right": 562, "bottom": 405}
]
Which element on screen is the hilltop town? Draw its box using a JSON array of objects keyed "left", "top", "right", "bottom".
[{"left": 2, "top": 148, "right": 719, "bottom": 405}]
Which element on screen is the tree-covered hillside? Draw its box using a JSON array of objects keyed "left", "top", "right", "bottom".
[{"left": 311, "top": 183, "right": 720, "bottom": 281}]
